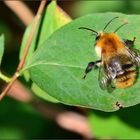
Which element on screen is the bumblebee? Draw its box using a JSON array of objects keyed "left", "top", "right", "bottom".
[{"left": 79, "top": 17, "right": 140, "bottom": 92}]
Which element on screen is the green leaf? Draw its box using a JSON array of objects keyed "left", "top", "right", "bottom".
[
  {"left": 31, "top": 83, "right": 59, "bottom": 103},
  {"left": 20, "top": 1, "right": 71, "bottom": 103},
  {"left": 19, "top": 1, "right": 57, "bottom": 82},
  {"left": 19, "top": 1, "right": 71, "bottom": 65},
  {"left": 0, "top": 34, "right": 4, "bottom": 65},
  {"left": 88, "top": 107, "right": 140, "bottom": 139},
  {"left": 23, "top": 12, "right": 140, "bottom": 111},
  {"left": 19, "top": 1, "right": 71, "bottom": 82},
  {"left": 0, "top": 35, "right": 11, "bottom": 82}
]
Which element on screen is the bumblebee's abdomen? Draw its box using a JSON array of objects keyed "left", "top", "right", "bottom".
[
  {"left": 108, "top": 54, "right": 137, "bottom": 88},
  {"left": 115, "top": 64, "right": 137, "bottom": 88}
]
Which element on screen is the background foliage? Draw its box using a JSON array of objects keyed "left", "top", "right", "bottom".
[{"left": 1, "top": 1, "right": 140, "bottom": 139}]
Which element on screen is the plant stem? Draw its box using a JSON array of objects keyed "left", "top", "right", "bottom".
[
  {"left": 0, "top": 72, "right": 11, "bottom": 83},
  {"left": 0, "top": 0, "right": 47, "bottom": 101}
]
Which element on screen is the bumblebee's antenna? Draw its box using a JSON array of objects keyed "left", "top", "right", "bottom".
[
  {"left": 114, "top": 22, "right": 128, "bottom": 33},
  {"left": 103, "top": 16, "right": 119, "bottom": 31},
  {"left": 78, "top": 27, "right": 98, "bottom": 35}
]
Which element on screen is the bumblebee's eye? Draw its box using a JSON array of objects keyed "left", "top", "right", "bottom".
[{"left": 95, "top": 35, "right": 100, "bottom": 41}]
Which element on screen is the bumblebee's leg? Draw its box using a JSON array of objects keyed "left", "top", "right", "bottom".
[
  {"left": 83, "top": 60, "right": 101, "bottom": 79},
  {"left": 123, "top": 37, "right": 136, "bottom": 48}
]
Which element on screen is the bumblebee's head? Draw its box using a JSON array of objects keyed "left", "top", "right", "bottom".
[
  {"left": 95, "top": 31, "right": 103, "bottom": 42},
  {"left": 79, "top": 16, "right": 127, "bottom": 43}
]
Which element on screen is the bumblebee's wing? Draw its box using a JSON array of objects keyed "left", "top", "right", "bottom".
[
  {"left": 123, "top": 38, "right": 140, "bottom": 65},
  {"left": 126, "top": 46, "right": 140, "bottom": 66},
  {"left": 98, "top": 61, "right": 115, "bottom": 93}
]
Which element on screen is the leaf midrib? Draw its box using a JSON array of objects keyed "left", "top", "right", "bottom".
[{"left": 22, "top": 62, "right": 85, "bottom": 72}]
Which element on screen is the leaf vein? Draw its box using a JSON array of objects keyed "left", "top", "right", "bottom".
[{"left": 23, "top": 62, "right": 85, "bottom": 72}]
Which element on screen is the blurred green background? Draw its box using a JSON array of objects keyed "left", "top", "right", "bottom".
[{"left": 1, "top": 0, "right": 140, "bottom": 139}]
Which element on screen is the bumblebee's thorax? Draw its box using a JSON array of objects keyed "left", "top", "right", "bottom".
[{"left": 95, "top": 32, "right": 124, "bottom": 57}]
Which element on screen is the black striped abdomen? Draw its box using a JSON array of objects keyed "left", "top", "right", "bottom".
[
  {"left": 108, "top": 54, "right": 137, "bottom": 88},
  {"left": 115, "top": 62, "right": 137, "bottom": 88}
]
